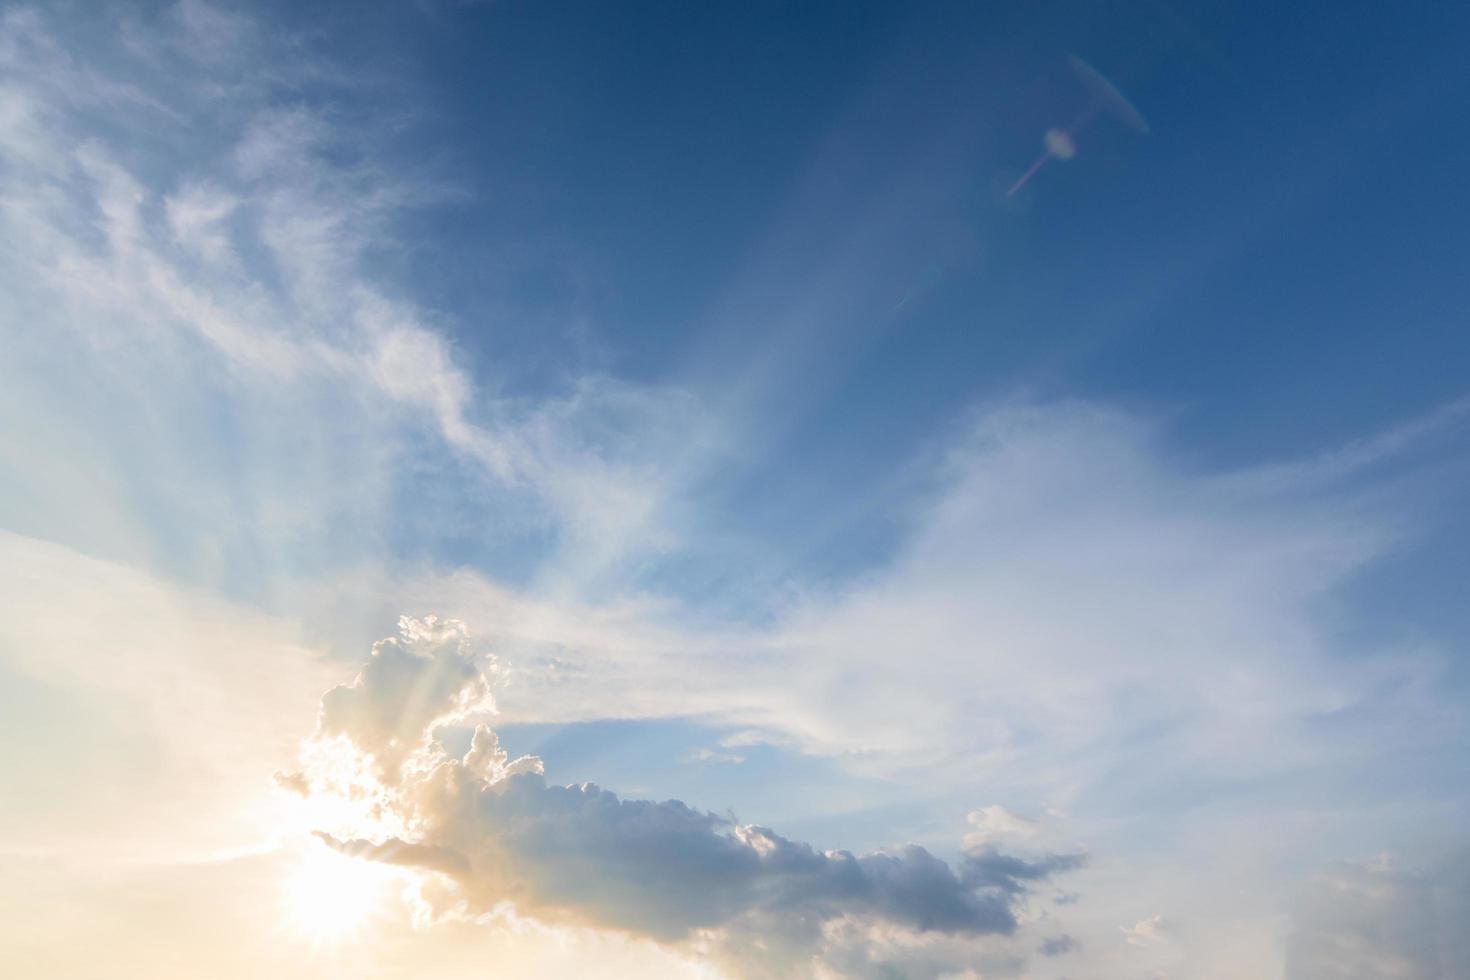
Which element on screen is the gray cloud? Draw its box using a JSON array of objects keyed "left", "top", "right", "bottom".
[
  {"left": 296, "top": 618, "right": 1082, "bottom": 975},
  {"left": 1038, "top": 933, "right": 1078, "bottom": 956},
  {"left": 962, "top": 848, "right": 1087, "bottom": 897},
  {"left": 359, "top": 769, "right": 1033, "bottom": 941}
]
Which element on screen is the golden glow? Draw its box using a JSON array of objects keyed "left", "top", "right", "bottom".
[
  {"left": 282, "top": 843, "right": 392, "bottom": 945},
  {"left": 281, "top": 736, "right": 400, "bottom": 839}
]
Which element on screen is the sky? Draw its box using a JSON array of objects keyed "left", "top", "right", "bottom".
[{"left": 1, "top": 1, "right": 1468, "bottom": 977}]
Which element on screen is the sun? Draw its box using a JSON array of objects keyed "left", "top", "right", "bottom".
[{"left": 282, "top": 842, "right": 392, "bottom": 945}]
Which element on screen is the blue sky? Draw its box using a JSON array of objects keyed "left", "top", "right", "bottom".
[
  {"left": 335, "top": 0, "right": 1470, "bottom": 611},
  {"left": 1, "top": 2, "right": 1469, "bottom": 978}
]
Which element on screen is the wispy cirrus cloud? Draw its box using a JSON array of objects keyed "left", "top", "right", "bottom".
[{"left": 0, "top": 2, "right": 697, "bottom": 597}]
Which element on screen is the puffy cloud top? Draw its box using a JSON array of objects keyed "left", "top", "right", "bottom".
[{"left": 316, "top": 616, "right": 495, "bottom": 777}]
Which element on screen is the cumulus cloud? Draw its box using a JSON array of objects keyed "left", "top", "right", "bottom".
[
  {"left": 316, "top": 616, "right": 496, "bottom": 777},
  {"left": 963, "top": 805, "right": 1042, "bottom": 848},
  {"left": 384, "top": 775, "right": 1024, "bottom": 941},
  {"left": 289, "top": 618, "right": 1083, "bottom": 977},
  {"left": 1121, "top": 914, "right": 1170, "bottom": 946}
]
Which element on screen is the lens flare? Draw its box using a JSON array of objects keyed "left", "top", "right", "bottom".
[{"left": 1006, "top": 55, "right": 1148, "bottom": 198}]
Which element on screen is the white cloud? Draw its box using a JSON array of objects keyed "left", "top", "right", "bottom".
[
  {"left": 316, "top": 616, "right": 497, "bottom": 778},
  {"left": 683, "top": 747, "right": 747, "bottom": 765},
  {"left": 963, "top": 806, "right": 1042, "bottom": 849},
  {"left": 356, "top": 400, "right": 1459, "bottom": 792},
  {"left": 164, "top": 181, "right": 239, "bottom": 261},
  {"left": 1122, "top": 914, "right": 1170, "bottom": 946}
]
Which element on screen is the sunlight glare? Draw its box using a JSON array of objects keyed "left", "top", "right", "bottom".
[{"left": 282, "top": 843, "right": 391, "bottom": 945}]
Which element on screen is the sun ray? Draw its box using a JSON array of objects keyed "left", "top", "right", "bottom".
[{"left": 280, "top": 840, "right": 400, "bottom": 947}]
